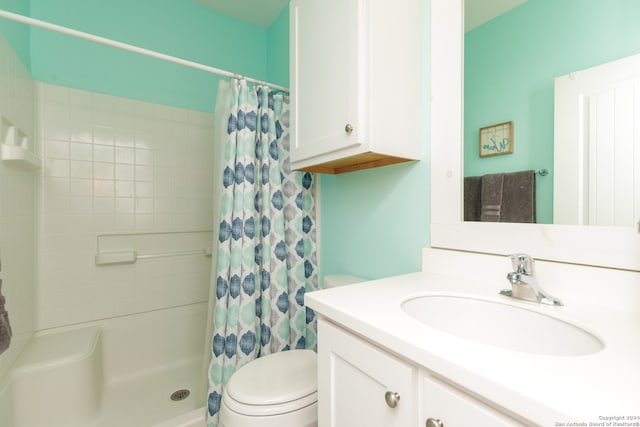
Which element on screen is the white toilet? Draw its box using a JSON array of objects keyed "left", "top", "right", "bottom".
[{"left": 219, "top": 275, "right": 364, "bottom": 427}]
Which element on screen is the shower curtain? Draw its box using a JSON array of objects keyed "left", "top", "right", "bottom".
[{"left": 206, "top": 79, "right": 318, "bottom": 427}]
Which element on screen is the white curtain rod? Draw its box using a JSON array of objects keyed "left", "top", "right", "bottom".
[{"left": 0, "top": 9, "right": 289, "bottom": 93}]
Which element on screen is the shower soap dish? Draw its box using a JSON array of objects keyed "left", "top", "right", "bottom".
[{"left": 0, "top": 116, "right": 41, "bottom": 170}]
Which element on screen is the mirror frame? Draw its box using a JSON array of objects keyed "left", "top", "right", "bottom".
[{"left": 429, "top": 0, "right": 640, "bottom": 272}]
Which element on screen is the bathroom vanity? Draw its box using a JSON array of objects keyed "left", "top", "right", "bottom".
[
  {"left": 318, "top": 319, "right": 522, "bottom": 426},
  {"left": 306, "top": 249, "right": 640, "bottom": 427},
  {"left": 305, "top": 0, "right": 640, "bottom": 424}
]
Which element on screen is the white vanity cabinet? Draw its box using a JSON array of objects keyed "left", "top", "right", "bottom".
[
  {"left": 289, "top": 0, "right": 421, "bottom": 174},
  {"left": 317, "top": 319, "right": 417, "bottom": 427},
  {"left": 318, "top": 318, "right": 526, "bottom": 427},
  {"left": 422, "top": 374, "right": 524, "bottom": 427}
]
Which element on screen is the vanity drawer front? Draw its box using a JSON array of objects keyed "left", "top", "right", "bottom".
[
  {"left": 422, "top": 374, "right": 525, "bottom": 427},
  {"left": 318, "top": 318, "right": 417, "bottom": 427}
]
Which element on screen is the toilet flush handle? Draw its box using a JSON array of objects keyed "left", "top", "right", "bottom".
[{"left": 384, "top": 391, "right": 400, "bottom": 408}]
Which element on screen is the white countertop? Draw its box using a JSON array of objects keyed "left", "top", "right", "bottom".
[{"left": 306, "top": 266, "right": 640, "bottom": 426}]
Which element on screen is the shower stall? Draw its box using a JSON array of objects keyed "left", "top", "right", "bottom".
[
  {"left": 0, "top": 4, "right": 288, "bottom": 425},
  {"left": 0, "top": 55, "right": 216, "bottom": 427}
]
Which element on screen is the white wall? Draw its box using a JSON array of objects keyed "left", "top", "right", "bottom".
[
  {"left": 36, "top": 83, "right": 216, "bottom": 329},
  {"left": 0, "top": 34, "right": 38, "bottom": 379},
  {"left": 0, "top": 30, "right": 220, "bottom": 379}
]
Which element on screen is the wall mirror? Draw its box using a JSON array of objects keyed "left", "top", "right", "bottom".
[
  {"left": 463, "top": 0, "right": 640, "bottom": 227},
  {"left": 430, "top": 0, "right": 640, "bottom": 271}
]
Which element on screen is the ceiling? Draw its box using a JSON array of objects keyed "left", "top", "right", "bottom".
[
  {"left": 194, "top": 0, "right": 527, "bottom": 32},
  {"left": 465, "top": 0, "right": 528, "bottom": 32},
  {"left": 194, "top": 0, "right": 289, "bottom": 29}
]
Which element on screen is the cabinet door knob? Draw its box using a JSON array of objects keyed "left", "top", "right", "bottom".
[
  {"left": 384, "top": 391, "right": 400, "bottom": 408},
  {"left": 344, "top": 123, "right": 354, "bottom": 134},
  {"left": 426, "top": 418, "right": 444, "bottom": 427}
]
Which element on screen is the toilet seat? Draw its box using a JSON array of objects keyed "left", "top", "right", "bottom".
[{"left": 223, "top": 349, "right": 318, "bottom": 417}]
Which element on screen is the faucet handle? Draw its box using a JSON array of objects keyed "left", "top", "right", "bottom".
[{"left": 509, "top": 253, "right": 535, "bottom": 275}]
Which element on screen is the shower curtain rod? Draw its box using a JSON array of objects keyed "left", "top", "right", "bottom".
[{"left": 0, "top": 9, "right": 289, "bottom": 93}]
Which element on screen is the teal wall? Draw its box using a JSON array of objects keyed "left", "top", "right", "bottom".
[
  {"left": 0, "top": 0, "right": 30, "bottom": 69},
  {"left": 465, "top": 0, "right": 640, "bottom": 224},
  {"left": 319, "top": 160, "right": 429, "bottom": 281},
  {"left": 28, "top": 0, "right": 268, "bottom": 112},
  {"left": 266, "top": 5, "right": 289, "bottom": 88}
]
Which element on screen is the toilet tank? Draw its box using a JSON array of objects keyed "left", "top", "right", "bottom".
[{"left": 322, "top": 275, "right": 365, "bottom": 289}]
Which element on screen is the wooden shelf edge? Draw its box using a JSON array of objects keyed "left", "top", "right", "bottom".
[{"left": 295, "top": 152, "right": 418, "bottom": 174}]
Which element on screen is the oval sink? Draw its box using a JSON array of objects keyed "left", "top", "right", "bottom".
[{"left": 401, "top": 295, "right": 603, "bottom": 356}]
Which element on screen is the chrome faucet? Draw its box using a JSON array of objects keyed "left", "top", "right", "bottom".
[{"left": 500, "top": 253, "right": 562, "bottom": 306}]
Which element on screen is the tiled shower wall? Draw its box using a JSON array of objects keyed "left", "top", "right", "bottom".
[
  {"left": 0, "top": 34, "right": 37, "bottom": 379},
  {"left": 37, "top": 83, "right": 216, "bottom": 329}
]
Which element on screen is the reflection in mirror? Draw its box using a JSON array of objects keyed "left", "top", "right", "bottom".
[
  {"left": 430, "top": 0, "right": 640, "bottom": 271},
  {"left": 463, "top": 0, "right": 640, "bottom": 225}
]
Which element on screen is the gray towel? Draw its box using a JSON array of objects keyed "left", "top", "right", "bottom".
[
  {"left": 501, "top": 170, "right": 536, "bottom": 223},
  {"left": 464, "top": 176, "right": 482, "bottom": 221},
  {"left": 0, "top": 278, "right": 11, "bottom": 355},
  {"left": 480, "top": 173, "right": 505, "bottom": 222},
  {"left": 466, "top": 170, "right": 537, "bottom": 224}
]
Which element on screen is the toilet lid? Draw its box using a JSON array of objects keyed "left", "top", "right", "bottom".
[{"left": 225, "top": 349, "right": 317, "bottom": 409}]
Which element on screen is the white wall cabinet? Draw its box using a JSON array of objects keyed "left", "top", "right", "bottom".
[
  {"left": 290, "top": 0, "right": 421, "bottom": 174},
  {"left": 318, "top": 318, "right": 526, "bottom": 427}
]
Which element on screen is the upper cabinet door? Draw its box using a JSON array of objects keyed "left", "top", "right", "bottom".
[
  {"left": 290, "top": 0, "right": 421, "bottom": 174},
  {"left": 290, "top": 0, "right": 364, "bottom": 165}
]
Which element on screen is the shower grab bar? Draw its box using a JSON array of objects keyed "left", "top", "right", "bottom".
[
  {"left": 136, "top": 247, "right": 213, "bottom": 260},
  {"left": 95, "top": 247, "right": 212, "bottom": 266}
]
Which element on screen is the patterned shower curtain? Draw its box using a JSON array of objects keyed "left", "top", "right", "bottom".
[{"left": 206, "top": 79, "right": 318, "bottom": 427}]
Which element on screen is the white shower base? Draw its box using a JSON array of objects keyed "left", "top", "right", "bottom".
[
  {"left": 153, "top": 407, "right": 206, "bottom": 427},
  {"left": 0, "top": 303, "right": 209, "bottom": 427}
]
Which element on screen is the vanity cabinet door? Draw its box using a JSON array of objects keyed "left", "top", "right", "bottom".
[
  {"left": 318, "top": 319, "right": 417, "bottom": 427},
  {"left": 422, "top": 374, "right": 525, "bottom": 427}
]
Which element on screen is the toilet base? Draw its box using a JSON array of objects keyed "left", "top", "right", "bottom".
[{"left": 219, "top": 400, "right": 318, "bottom": 427}]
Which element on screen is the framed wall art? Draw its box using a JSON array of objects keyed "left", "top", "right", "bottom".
[{"left": 479, "top": 121, "right": 513, "bottom": 157}]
